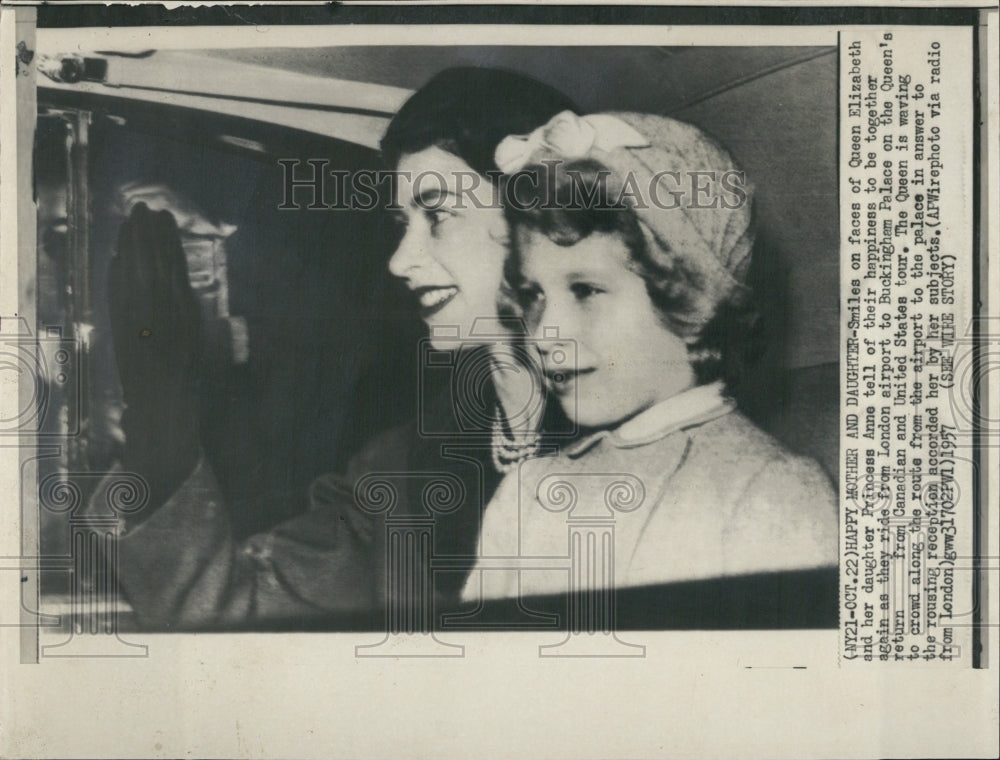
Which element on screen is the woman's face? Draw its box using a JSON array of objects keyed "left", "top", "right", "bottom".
[{"left": 388, "top": 147, "right": 509, "bottom": 350}]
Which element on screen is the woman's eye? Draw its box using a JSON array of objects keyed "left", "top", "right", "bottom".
[
  {"left": 570, "top": 282, "right": 604, "bottom": 300},
  {"left": 426, "top": 208, "right": 453, "bottom": 232}
]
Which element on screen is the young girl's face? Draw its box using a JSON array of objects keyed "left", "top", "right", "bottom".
[{"left": 517, "top": 230, "right": 697, "bottom": 429}]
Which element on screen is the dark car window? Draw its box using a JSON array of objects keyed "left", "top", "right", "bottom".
[{"left": 35, "top": 98, "right": 424, "bottom": 565}]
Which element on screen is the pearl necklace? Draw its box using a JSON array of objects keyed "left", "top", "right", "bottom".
[{"left": 490, "top": 405, "right": 541, "bottom": 473}]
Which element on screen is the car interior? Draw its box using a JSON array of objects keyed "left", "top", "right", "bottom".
[{"left": 32, "top": 44, "right": 840, "bottom": 628}]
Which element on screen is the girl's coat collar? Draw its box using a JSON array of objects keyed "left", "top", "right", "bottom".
[{"left": 564, "top": 381, "right": 735, "bottom": 458}]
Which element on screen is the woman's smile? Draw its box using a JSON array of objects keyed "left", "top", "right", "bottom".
[{"left": 413, "top": 285, "right": 459, "bottom": 317}]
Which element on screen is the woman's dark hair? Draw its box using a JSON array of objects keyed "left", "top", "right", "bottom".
[
  {"left": 503, "top": 159, "right": 764, "bottom": 394},
  {"left": 380, "top": 67, "right": 579, "bottom": 177}
]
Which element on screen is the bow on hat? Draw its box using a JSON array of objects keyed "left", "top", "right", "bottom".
[
  {"left": 493, "top": 109, "right": 756, "bottom": 336},
  {"left": 494, "top": 110, "right": 650, "bottom": 174}
]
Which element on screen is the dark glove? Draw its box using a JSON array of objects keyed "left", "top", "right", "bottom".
[{"left": 108, "top": 202, "right": 202, "bottom": 511}]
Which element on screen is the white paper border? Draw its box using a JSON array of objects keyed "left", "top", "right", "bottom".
[{"left": 2, "top": 8, "right": 997, "bottom": 759}]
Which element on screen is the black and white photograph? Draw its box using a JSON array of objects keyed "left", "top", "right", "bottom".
[
  {"left": 30, "top": 36, "right": 844, "bottom": 634},
  {"left": 1, "top": 4, "right": 997, "bottom": 759}
]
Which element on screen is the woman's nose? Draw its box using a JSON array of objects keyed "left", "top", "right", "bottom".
[{"left": 387, "top": 226, "right": 425, "bottom": 279}]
